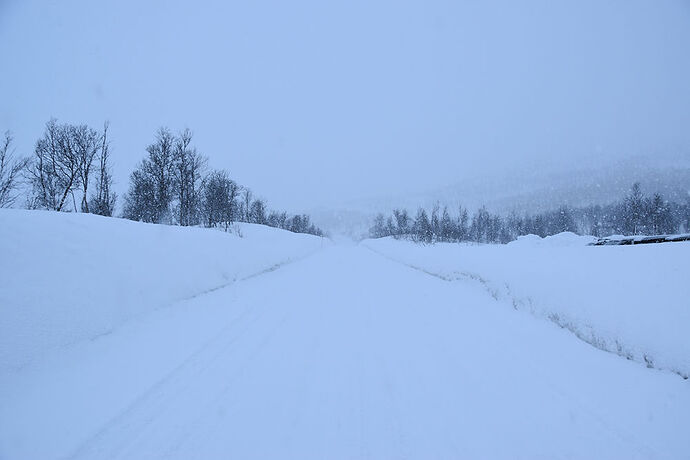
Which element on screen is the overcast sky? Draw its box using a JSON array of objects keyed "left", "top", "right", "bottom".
[{"left": 1, "top": 0, "right": 690, "bottom": 211}]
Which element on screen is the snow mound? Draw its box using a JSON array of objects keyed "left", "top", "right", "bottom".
[
  {"left": 508, "top": 232, "right": 597, "bottom": 247},
  {"left": 0, "top": 210, "right": 327, "bottom": 371}
]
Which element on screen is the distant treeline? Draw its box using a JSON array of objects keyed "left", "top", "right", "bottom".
[
  {"left": 370, "top": 183, "right": 690, "bottom": 244},
  {"left": 0, "top": 120, "right": 324, "bottom": 237}
]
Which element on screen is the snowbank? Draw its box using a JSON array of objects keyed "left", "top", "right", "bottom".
[
  {"left": 363, "top": 234, "right": 690, "bottom": 378},
  {"left": 0, "top": 210, "right": 327, "bottom": 370},
  {"left": 509, "top": 231, "right": 597, "bottom": 247}
]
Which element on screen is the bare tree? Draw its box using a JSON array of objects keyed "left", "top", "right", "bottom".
[
  {"left": 413, "top": 208, "right": 432, "bottom": 243},
  {"left": 201, "top": 169, "right": 237, "bottom": 228},
  {"left": 122, "top": 168, "right": 156, "bottom": 222},
  {"left": 28, "top": 119, "right": 110, "bottom": 212},
  {"left": 242, "top": 188, "right": 253, "bottom": 222},
  {"left": 89, "top": 122, "right": 117, "bottom": 216},
  {"left": 73, "top": 125, "right": 101, "bottom": 213},
  {"left": 393, "top": 208, "right": 410, "bottom": 236},
  {"left": 623, "top": 182, "right": 647, "bottom": 235},
  {"left": 29, "top": 119, "right": 82, "bottom": 211},
  {"left": 123, "top": 128, "right": 177, "bottom": 223},
  {"left": 28, "top": 120, "right": 60, "bottom": 210},
  {"left": 267, "top": 210, "right": 287, "bottom": 229},
  {"left": 0, "top": 131, "right": 29, "bottom": 208},
  {"left": 148, "top": 128, "right": 177, "bottom": 223},
  {"left": 457, "top": 206, "right": 469, "bottom": 241},
  {"left": 440, "top": 206, "right": 453, "bottom": 242},
  {"left": 228, "top": 180, "right": 241, "bottom": 222},
  {"left": 249, "top": 198, "right": 267, "bottom": 224},
  {"left": 173, "top": 129, "right": 206, "bottom": 226},
  {"left": 370, "top": 213, "right": 387, "bottom": 238}
]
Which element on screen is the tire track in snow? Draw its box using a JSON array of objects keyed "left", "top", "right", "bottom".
[
  {"left": 182, "top": 247, "right": 325, "bottom": 301},
  {"left": 65, "top": 249, "right": 324, "bottom": 460},
  {"left": 65, "top": 303, "right": 266, "bottom": 460},
  {"left": 157, "top": 310, "right": 293, "bottom": 459}
]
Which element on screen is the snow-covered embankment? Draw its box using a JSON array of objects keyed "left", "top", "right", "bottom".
[
  {"left": 363, "top": 233, "right": 690, "bottom": 378},
  {"left": 0, "top": 210, "right": 327, "bottom": 371}
]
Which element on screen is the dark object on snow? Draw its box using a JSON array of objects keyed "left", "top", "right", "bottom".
[{"left": 590, "top": 234, "right": 690, "bottom": 246}]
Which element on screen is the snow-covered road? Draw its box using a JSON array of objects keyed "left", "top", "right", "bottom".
[{"left": 3, "top": 244, "right": 689, "bottom": 459}]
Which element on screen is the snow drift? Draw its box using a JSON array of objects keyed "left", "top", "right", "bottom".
[
  {"left": 0, "top": 210, "right": 327, "bottom": 371},
  {"left": 364, "top": 233, "right": 690, "bottom": 378}
]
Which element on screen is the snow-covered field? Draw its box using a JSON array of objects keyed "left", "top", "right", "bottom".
[
  {"left": 0, "top": 210, "right": 326, "bottom": 371},
  {"left": 2, "top": 212, "right": 689, "bottom": 459},
  {"left": 364, "top": 233, "right": 690, "bottom": 378}
]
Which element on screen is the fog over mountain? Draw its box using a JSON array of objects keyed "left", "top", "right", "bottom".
[{"left": 311, "top": 154, "right": 690, "bottom": 236}]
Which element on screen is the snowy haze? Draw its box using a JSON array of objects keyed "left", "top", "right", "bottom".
[{"left": 1, "top": 0, "right": 690, "bottom": 212}]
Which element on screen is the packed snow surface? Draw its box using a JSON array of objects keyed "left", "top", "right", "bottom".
[
  {"left": 364, "top": 232, "right": 690, "bottom": 378},
  {"left": 1, "top": 214, "right": 689, "bottom": 459}
]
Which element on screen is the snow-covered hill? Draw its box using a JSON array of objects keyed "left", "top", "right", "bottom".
[
  {"left": 364, "top": 233, "right": 690, "bottom": 378},
  {"left": 0, "top": 210, "right": 327, "bottom": 371}
]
